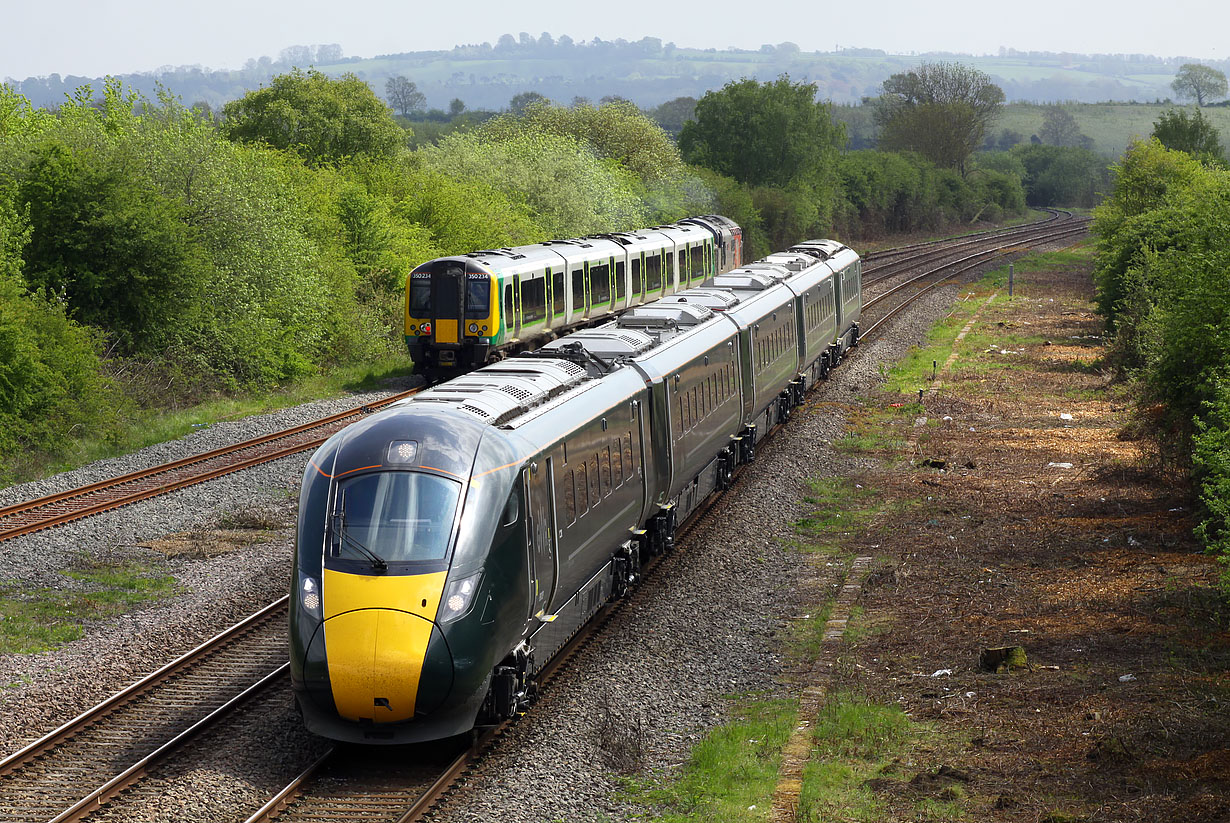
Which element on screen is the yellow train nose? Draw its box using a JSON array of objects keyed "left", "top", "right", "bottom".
[
  {"left": 322, "top": 569, "right": 448, "bottom": 724},
  {"left": 324, "top": 608, "right": 436, "bottom": 722}
]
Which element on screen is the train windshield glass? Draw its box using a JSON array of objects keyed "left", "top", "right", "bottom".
[
  {"left": 336, "top": 472, "right": 461, "bottom": 563},
  {"left": 465, "top": 276, "right": 490, "bottom": 318},
  {"left": 409, "top": 279, "right": 431, "bottom": 314}
]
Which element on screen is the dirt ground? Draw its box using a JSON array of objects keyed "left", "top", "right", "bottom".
[{"left": 832, "top": 257, "right": 1230, "bottom": 821}]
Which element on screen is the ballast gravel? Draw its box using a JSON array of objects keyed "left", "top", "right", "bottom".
[{"left": 0, "top": 247, "right": 1062, "bottom": 821}]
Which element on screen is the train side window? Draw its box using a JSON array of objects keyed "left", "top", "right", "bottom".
[
  {"left": 631, "top": 258, "right": 642, "bottom": 296},
  {"left": 522, "top": 275, "right": 546, "bottom": 323},
  {"left": 553, "top": 271, "right": 565, "bottom": 316},
  {"left": 572, "top": 269, "right": 585, "bottom": 312},
  {"left": 623, "top": 434, "right": 634, "bottom": 476},
  {"left": 504, "top": 284, "right": 514, "bottom": 324},
  {"left": 576, "top": 462, "right": 588, "bottom": 514},
  {"left": 502, "top": 485, "right": 520, "bottom": 526},
  {"left": 690, "top": 245, "right": 704, "bottom": 281},
  {"left": 615, "top": 261, "right": 626, "bottom": 300},
  {"left": 588, "top": 453, "right": 600, "bottom": 507},
  {"left": 600, "top": 447, "right": 612, "bottom": 496},
  {"left": 611, "top": 439, "right": 623, "bottom": 486},
  {"left": 564, "top": 469, "right": 576, "bottom": 524},
  {"left": 646, "top": 254, "right": 662, "bottom": 292},
  {"left": 665, "top": 251, "right": 674, "bottom": 287},
  {"left": 591, "top": 263, "right": 610, "bottom": 306}
]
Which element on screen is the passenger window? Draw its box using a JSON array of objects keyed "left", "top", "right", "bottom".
[
  {"left": 553, "top": 271, "right": 565, "bottom": 317},
  {"left": 564, "top": 470, "right": 576, "bottom": 524},
  {"left": 576, "top": 462, "right": 588, "bottom": 514},
  {"left": 505, "top": 284, "right": 514, "bottom": 322},
  {"left": 646, "top": 255, "right": 662, "bottom": 292},
  {"left": 588, "top": 454, "right": 600, "bottom": 506},
  {"left": 523, "top": 275, "right": 546, "bottom": 323},
  {"left": 590, "top": 263, "right": 610, "bottom": 306},
  {"left": 572, "top": 269, "right": 585, "bottom": 312},
  {"left": 601, "top": 447, "right": 612, "bottom": 496},
  {"left": 612, "top": 439, "right": 623, "bottom": 486},
  {"left": 631, "top": 258, "right": 642, "bottom": 295},
  {"left": 665, "top": 252, "right": 674, "bottom": 286},
  {"left": 623, "top": 434, "right": 634, "bottom": 476},
  {"left": 691, "top": 245, "right": 704, "bottom": 280},
  {"left": 615, "top": 261, "right": 626, "bottom": 300}
]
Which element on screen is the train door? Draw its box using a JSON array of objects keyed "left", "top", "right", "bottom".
[
  {"left": 525, "top": 459, "right": 558, "bottom": 618},
  {"left": 430, "top": 264, "right": 465, "bottom": 346}
]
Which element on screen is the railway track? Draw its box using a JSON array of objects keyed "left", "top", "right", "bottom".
[
  {"left": 0, "top": 389, "right": 421, "bottom": 544},
  {"left": 0, "top": 214, "right": 1090, "bottom": 822},
  {"left": 0, "top": 598, "right": 289, "bottom": 822}
]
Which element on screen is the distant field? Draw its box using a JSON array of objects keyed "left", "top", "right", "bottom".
[{"left": 995, "top": 103, "right": 1230, "bottom": 156}]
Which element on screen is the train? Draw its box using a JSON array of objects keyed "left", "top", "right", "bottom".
[
  {"left": 290, "top": 232, "right": 862, "bottom": 744},
  {"left": 404, "top": 215, "right": 743, "bottom": 380}
]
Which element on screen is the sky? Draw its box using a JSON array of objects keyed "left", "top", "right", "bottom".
[{"left": 3, "top": 0, "right": 1227, "bottom": 81}]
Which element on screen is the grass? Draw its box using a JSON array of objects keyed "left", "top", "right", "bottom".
[
  {"left": 0, "top": 560, "right": 176, "bottom": 654},
  {"left": 631, "top": 697, "right": 798, "bottom": 822},
  {"left": 794, "top": 477, "right": 887, "bottom": 552},
  {"left": 5, "top": 356, "right": 416, "bottom": 489}
]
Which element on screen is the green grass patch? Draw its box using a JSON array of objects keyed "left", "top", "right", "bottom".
[
  {"left": 0, "top": 560, "right": 176, "bottom": 654},
  {"left": 794, "top": 477, "right": 885, "bottom": 550},
  {"left": 4, "top": 356, "right": 416, "bottom": 489},
  {"left": 632, "top": 697, "right": 797, "bottom": 822},
  {"left": 788, "top": 600, "right": 836, "bottom": 665}
]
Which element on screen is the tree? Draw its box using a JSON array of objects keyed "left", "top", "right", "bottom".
[
  {"left": 679, "top": 76, "right": 845, "bottom": 188},
  {"left": 385, "top": 75, "right": 426, "bottom": 116},
  {"left": 1171, "top": 63, "right": 1228, "bottom": 107},
  {"left": 508, "top": 91, "right": 548, "bottom": 116},
  {"left": 448, "top": 98, "right": 466, "bottom": 117},
  {"left": 646, "top": 96, "right": 697, "bottom": 137},
  {"left": 221, "top": 69, "right": 406, "bottom": 166},
  {"left": 1039, "top": 105, "right": 1093, "bottom": 148},
  {"left": 875, "top": 61, "right": 1004, "bottom": 174},
  {"left": 1153, "top": 107, "right": 1225, "bottom": 162}
]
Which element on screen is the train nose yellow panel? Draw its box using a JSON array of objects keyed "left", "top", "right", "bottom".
[
  {"left": 324, "top": 608, "right": 433, "bottom": 722},
  {"left": 321, "top": 569, "right": 447, "bottom": 724},
  {"left": 435, "top": 319, "right": 459, "bottom": 344}
]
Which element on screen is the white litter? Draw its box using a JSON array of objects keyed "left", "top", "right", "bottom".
[
  {"left": 1047, "top": 462, "right": 1074, "bottom": 469},
  {"left": 1059, "top": 413, "right": 1074, "bottom": 421},
  {"left": 931, "top": 668, "right": 954, "bottom": 677},
  {"left": 1119, "top": 674, "right": 1136, "bottom": 683}
]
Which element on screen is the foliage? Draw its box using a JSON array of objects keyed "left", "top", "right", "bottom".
[
  {"left": 221, "top": 68, "right": 407, "bottom": 166},
  {"left": 1008, "top": 143, "right": 1109, "bottom": 207},
  {"left": 384, "top": 75, "right": 426, "bottom": 116},
  {"left": 679, "top": 76, "right": 845, "bottom": 190},
  {"left": 875, "top": 61, "right": 1005, "bottom": 174},
  {"left": 416, "top": 129, "right": 648, "bottom": 238},
  {"left": 1171, "top": 63, "right": 1229, "bottom": 107},
  {"left": 645, "top": 96, "right": 696, "bottom": 137},
  {"left": 479, "top": 99, "right": 685, "bottom": 185},
  {"left": 1152, "top": 108, "right": 1225, "bottom": 165},
  {"left": 1039, "top": 105, "right": 1093, "bottom": 149}
]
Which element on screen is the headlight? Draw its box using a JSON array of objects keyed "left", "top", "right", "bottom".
[
  {"left": 481, "top": 325, "right": 488, "bottom": 332},
  {"left": 408, "top": 323, "right": 417, "bottom": 333},
  {"left": 439, "top": 572, "right": 481, "bottom": 623},
  {"left": 300, "top": 575, "right": 322, "bottom": 619},
  {"left": 468, "top": 323, "right": 478, "bottom": 334},
  {"left": 422, "top": 322, "right": 432, "bottom": 335}
]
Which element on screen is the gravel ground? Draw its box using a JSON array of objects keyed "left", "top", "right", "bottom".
[{"left": 0, "top": 250, "right": 1055, "bottom": 820}]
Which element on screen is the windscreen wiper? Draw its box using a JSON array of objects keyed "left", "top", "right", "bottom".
[{"left": 329, "top": 490, "right": 388, "bottom": 571}]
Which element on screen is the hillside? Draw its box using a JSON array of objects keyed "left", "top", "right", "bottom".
[{"left": 5, "top": 37, "right": 1227, "bottom": 113}]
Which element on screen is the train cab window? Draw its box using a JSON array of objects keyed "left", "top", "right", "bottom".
[
  {"left": 576, "top": 462, "right": 589, "bottom": 514},
  {"left": 467, "top": 277, "right": 490, "bottom": 318},
  {"left": 590, "top": 263, "right": 610, "bottom": 306},
  {"left": 600, "top": 447, "right": 612, "bottom": 496},
  {"left": 333, "top": 472, "right": 461, "bottom": 563},
  {"left": 615, "top": 261, "right": 626, "bottom": 300},
  {"left": 563, "top": 469, "right": 576, "bottom": 523},
  {"left": 631, "top": 258, "right": 642, "bottom": 295},
  {"left": 522, "top": 275, "right": 546, "bottom": 323},
  {"left": 572, "top": 269, "right": 585, "bottom": 312},
  {"left": 409, "top": 278, "right": 431, "bottom": 314},
  {"left": 646, "top": 254, "right": 662, "bottom": 292},
  {"left": 553, "top": 271, "right": 565, "bottom": 316}
]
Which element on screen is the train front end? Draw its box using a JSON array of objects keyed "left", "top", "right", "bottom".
[
  {"left": 405, "top": 258, "right": 500, "bottom": 380},
  {"left": 291, "top": 404, "right": 529, "bottom": 744}
]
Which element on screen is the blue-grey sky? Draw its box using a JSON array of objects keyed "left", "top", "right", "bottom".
[{"left": 4, "top": 0, "right": 1226, "bottom": 80}]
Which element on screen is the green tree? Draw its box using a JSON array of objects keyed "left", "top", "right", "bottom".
[
  {"left": 448, "top": 98, "right": 466, "bottom": 117},
  {"left": 508, "top": 91, "right": 548, "bottom": 116},
  {"left": 1038, "top": 105, "right": 1093, "bottom": 149},
  {"left": 645, "top": 96, "right": 696, "bottom": 137},
  {"left": 385, "top": 75, "right": 426, "bottom": 116},
  {"left": 875, "top": 62, "right": 1004, "bottom": 174},
  {"left": 1171, "top": 63, "right": 1228, "bottom": 107},
  {"left": 221, "top": 68, "right": 407, "bottom": 166},
  {"left": 679, "top": 76, "right": 845, "bottom": 189},
  {"left": 1152, "top": 107, "right": 1225, "bottom": 164}
]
